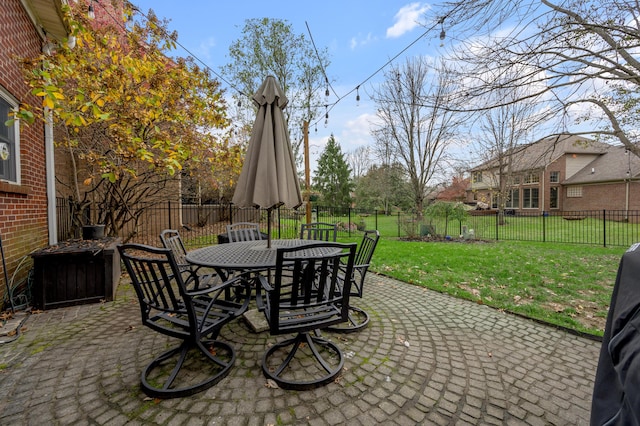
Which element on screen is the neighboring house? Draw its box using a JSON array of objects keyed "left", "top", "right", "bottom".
[
  {"left": 1, "top": 0, "right": 70, "bottom": 302},
  {"left": 465, "top": 134, "right": 631, "bottom": 213},
  {"left": 563, "top": 145, "right": 640, "bottom": 212}
]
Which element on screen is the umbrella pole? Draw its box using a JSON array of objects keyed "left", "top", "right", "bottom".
[{"left": 267, "top": 209, "right": 272, "bottom": 249}]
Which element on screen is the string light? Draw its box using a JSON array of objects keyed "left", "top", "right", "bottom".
[
  {"left": 356, "top": 86, "right": 360, "bottom": 107},
  {"left": 324, "top": 105, "right": 328, "bottom": 128},
  {"left": 88, "top": 0, "right": 96, "bottom": 19}
]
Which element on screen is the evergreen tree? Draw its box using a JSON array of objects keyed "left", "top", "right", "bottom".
[{"left": 313, "top": 135, "right": 353, "bottom": 209}]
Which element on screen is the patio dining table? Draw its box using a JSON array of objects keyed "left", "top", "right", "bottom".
[{"left": 185, "top": 239, "right": 339, "bottom": 275}]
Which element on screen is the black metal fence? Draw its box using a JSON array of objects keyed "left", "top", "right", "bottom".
[{"left": 56, "top": 199, "right": 640, "bottom": 248}]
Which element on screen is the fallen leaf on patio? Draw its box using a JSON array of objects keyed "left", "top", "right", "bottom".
[
  {"left": 513, "top": 295, "right": 522, "bottom": 303},
  {"left": 265, "top": 379, "right": 279, "bottom": 389},
  {"left": 208, "top": 346, "right": 217, "bottom": 356},
  {"left": 488, "top": 352, "right": 492, "bottom": 358}
]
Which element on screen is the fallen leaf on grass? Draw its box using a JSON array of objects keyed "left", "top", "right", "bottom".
[{"left": 548, "top": 303, "right": 565, "bottom": 313}]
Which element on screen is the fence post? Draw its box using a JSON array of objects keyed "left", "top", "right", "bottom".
[
  {"left": 495, "top": 210, "right": 499, "bottom": 241},
  {"left": 229, "top": 204, "right": 233, "bottom": 224},
  {"left": 603, "top": 209, "right": 607, "bottom": 248},
  {"left": 375, "top": 210, "right": 378, "bottom": 231},
  {"left": 398, "top": 211, "right": 401, "bottom": 238},
  {"left": 542, "top": 211, "right": 546, "bottom": 243},
  {"left": 168, "top": 201, "right": 172, "bottom": 229},
  {"left": 348, "top": 207, "right": 352, "bottom": 237}
]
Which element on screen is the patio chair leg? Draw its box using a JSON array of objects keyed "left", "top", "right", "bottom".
[
  {"left": 141, "top": 339, "right": 235, "bottom": 399},
  {"left": 325, "top": 306, "right": 370, "bottom": 333},
  {"left": 262, "top": 332, "right": 345, "bottom": 390}
]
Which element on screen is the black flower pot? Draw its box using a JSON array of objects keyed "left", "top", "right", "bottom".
[{"left": 82, "top": 225, "right": 105, "bottom": 240}]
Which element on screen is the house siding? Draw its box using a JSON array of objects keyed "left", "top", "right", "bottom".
[{"left": 0, "top": 0, "right": 51, "bottom": 302}]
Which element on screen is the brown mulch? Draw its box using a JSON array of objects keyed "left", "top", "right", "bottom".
[{"left": 400, "top": 235, "right": 491, "bottom": 243}]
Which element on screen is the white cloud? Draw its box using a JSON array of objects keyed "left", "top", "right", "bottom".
[
  {"left": 350, "top": 33, "right": 377, "bottom": 50},
  {"left": 386, "top": 3, "right": 431, "bottom": 38},
  {"left": 195, "top": 36, "right": 217, "bottom": 61}
]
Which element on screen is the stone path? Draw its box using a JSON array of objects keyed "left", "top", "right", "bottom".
[{"left": 0, "top": 273, "right": 600, "bottom": 425}]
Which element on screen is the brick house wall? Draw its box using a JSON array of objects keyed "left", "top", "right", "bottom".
[
  {"left": 563, "top": 181, "right": 640, "bottom": 211},
  {"left": 0, "top": 0, "right": 54, "bottom": 304}
]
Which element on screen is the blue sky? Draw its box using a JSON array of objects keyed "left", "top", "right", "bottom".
[{"left": 129, "top": 1, "right": 443, "bottom": 165}]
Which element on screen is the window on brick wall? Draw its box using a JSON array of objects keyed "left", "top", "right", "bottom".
[
  {"left": 0, "top": 90, "right": 19, "bottom": 183},
  {"left": 524, "top": 172, "right": 540, "bottom": 184},
  {"left": 550, "top": 187, "right": 559, "bottom": 209},
  {"left": 523, "top": 188, "right": 539, "bottom": 208},
  {"left": 505, "top": 189, "right": 519, "bottom": 208},
  {"left": 567, "top": 186, "right": 583, "bottom": 197},
  {"left": 549, "top": 171, "right": 560, "bottom": 183}
]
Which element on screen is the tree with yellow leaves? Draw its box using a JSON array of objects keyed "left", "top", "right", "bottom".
[{"left": 15, "top": 2, "right": 241, "bottom": 239}]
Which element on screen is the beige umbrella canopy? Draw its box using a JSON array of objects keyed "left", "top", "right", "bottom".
[{"left": 232, "top": 76, "right": 303, "bottom": 247}]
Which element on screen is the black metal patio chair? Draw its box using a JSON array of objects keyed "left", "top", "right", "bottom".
[
  {"left": 159, "top": 229, "right": 190, "bottom": 272},
  {"left": 160, "top": 229, "right": 217, "bottom": 290},
  {"left": 299, "top": 222, "right": 337, "bottom": 242},
  {"left": 118, "top": 243, "right": 251, "bottom": 398},
  {"left": 226, "top": 222, "right": 264, "bottom": 243},
  {"left": 258, "top": 241, "right": 356, "bottom": 390},
  {"left": 326, "top": 230, "right": 380, "bottom": 333}
]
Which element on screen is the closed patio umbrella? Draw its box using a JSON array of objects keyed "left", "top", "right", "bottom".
[{"left": 232, "top": 76, "right": 302, "bottom": 248}]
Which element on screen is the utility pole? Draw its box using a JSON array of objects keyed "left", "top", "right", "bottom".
[{"left": 303, "top": 120, "right": 311, "bottom": 224}]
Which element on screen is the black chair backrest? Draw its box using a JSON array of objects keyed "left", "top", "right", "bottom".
[
  {"left": 226, "top": 222, "right": 263, "bottom": 243},
  {"left": 299, "top": 222, "right": 337, "bottom": 242},
  {"left": 350, "top": 230, "right": 380, "bottom": 297},
  {"left": 160, "top": 229, "right": 189, "bottom": 270},
  {"left": 355, "top": 230, "right": 380, "bottom": 270},
  {"left": 118, "top": 244, "right": 193, "bottom": 336},
  {"left": 267, "top": 242, "right": 356, "bottom": 334}
]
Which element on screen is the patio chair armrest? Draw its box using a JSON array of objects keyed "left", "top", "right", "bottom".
[
  {"left": 186, "top": 274, "right": 250, "bottom": 297},
  {"left": 257, "top": 275, "right": 273, "bottom": 292}
]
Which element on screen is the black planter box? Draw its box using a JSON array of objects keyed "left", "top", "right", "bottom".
[{"left": 31, "top": 238, "right": 121, "bottom": 310}]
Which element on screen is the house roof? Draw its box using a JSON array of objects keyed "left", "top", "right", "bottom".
[
  {"left": 470, "top": 134, "right": 610, "bottom": 173},
  {"left": 21, "top": 0, "right": 69, "bottom": 41},
  {"left": 563, "top": 145, "right": 640, "bottom": 185}
]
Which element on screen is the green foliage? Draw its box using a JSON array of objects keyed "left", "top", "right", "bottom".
[
  {"left": 221, "top": 18, "right": 330, "bottom": 162},
  {"left": 313, "top": 135, "right": 353, "bottom": 208},
  {"left": 425, "top": 201, "right": 468, "bottom": 221},
  {"left": 354, "top": 163, "right": 412, "bottom": 213},
  {"left": 17, "top": 4, "right": 235, "bottom": 238},
  {"left": 425, "top": 201, "right": 469, "bottom": 236}
]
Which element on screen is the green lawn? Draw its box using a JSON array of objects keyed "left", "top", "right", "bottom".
[
  {"left": 179, "top": 212, "right": 627, "bottom": 337},
  {"left": 338, "top": 236, "right": 625, "bottom": 337}
]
